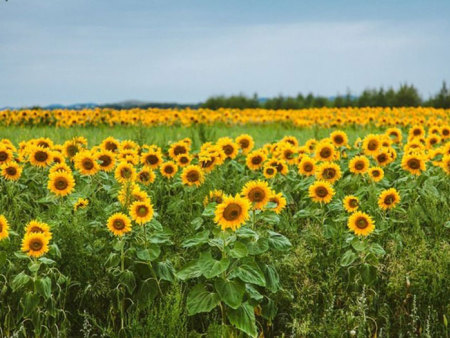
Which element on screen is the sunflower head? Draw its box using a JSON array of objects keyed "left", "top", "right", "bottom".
[
  {"left": 298, "top": 156, "right": 316, "bottom": 176},
  {"left": 141, "top": 150, "right": 163, "bottom": 169},
  {"left": 330, "top": 130, "right": 348, "bottom": 147},
  {"left": 348, "top": 212, "right": 375, "bottom": 236},
  {"left": 1, "top": 161, "right": 22, "bottom": 181},
  {"left": 378, "top": 188, "right": 401, "bottom": 210},
  {"left": 241, "top": 180, "right": 271, "bottom": 209},
  {"left": 401, "top": 154, "right": 426, "bottom": 175},
  {"left": 107, "top": 213, "right": 132, "bottom": 236},
  {"left": 268, "top": 192, "right": 287, "bottom": 214},
  {"left": 368, "top": 167, "right": 384, "bottom": 182},
  {"left": 246, "top": 150, "right": 266, "bottom": 171},
  {"left": 349, "top": 155, "right": 370, "bottom": 174},
  {"left": 30, "top": 146, "right": 53, "bottom": 167},
  {"left": 0, "top": 215, "right": 9, "bottom": 240},
  {"left": 236, "top": 134, "right": 254, "bottom": 154},
  {"left": 263, "top": 164, "right": 277, "bottom": 179},
  {"left": 203, "top": 190, "right": 226, "bottom": 207},
  {"left": 137, "top": 168, "right": 155, "bottom": 185},
  {"left": 181, "top": 165, "right": 204, "bottom": 187},
  {"left": 129, "top": 200, "right": 154, "bottom": 225},
  {"left": 74, "top": 151, "right": 99, "bottom": 176},
  {"left": 21, "top": 232, "right": 50, "bottom": 258},
  {"left": 96, "top": 150, "right": 116, "bottom": 172},
  {"left": 343, "top": 195, "right": 359, "bottom": 213},
  {"left": 308, "top": 180, "right": 335, "bottom": 204},
  {"left": 74, "top": 198, "right": 89, "bottom": 211},
  {"left": 160, "top": 161, "right": 178, "bottom": 178},
  {"left": 214, "top": 194, "right": 250, "bottom": 231},
  {"left": 315, "top": 162, "right": 342, "bottom": 183},
  {"left": 315, "top": 142, "right": 336, "bottom": 161},
  {"left": 114, "top": 162, "right": 137, "bottom": 183},
  {"left": 48, "top": 171, "right": 75, "bottom": 197}
]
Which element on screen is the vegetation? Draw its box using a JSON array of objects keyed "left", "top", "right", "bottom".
[{"left": 0, "top": 109, "right": 449, "bottom": 337}]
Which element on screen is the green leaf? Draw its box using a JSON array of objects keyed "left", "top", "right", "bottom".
[
  {"left": 246, "top": 284, "right": 263, "bottom": 301},
  {"left": 227, "top": 302, "right": 258, "bottom": 337},
  {"left": 22, "top": 291, "right": 40, "bottom": 316},
  {"left": 264, "top": 265, "right": 280, "bottom": 293},
  {"left": 236, "top": 227, "right": 257, "bottom": 239},
  {"left": 361, "top": 263, "right": 377, "bottom": 285},
  {"left": 202, "top": 203, "right": 216, "bottom": 217},
  {"left": 261, "top": 298, "right": 278, "bottom": 320},
  {"left": 267, "top": 231, "right": 292, "bottom": 252},
  {"left": 230, "top": 260, "right": 266, "bottom": 287},
  {"left": 351, "top": 239, "right": 366, "bottom": 252},
  {"left": 36, "top": 277, "right": 52, "bottom": 299},
  {"left": 186, "top": 284, "right": 220, "bottom": 316},
  {"left": 156, "top": 261, "right": 175, "bottom": 282},
  {"left": 0, "top": 251, "right": 6, "bottom": 267},
  {"left": 182, "top": 230, "right": 210, "bottom": 248},
  {"left": 177, "top": 260, "right": 203, "bottom": 280},
  {"left": 120, "top": 270, "right": 136, "bottom": 294},
  {"left": 247, "top": 238, "right": 269, "bottom": 255},
  {"left": 190, "top": 217, "right": 204, "bottom": 230},
  {"left": 12, "top": 272, "right": 31, "bottom": 291},
  {"left": 38, "top": 257, "right": 56, "bottom": 265},
  {"left": 136, "top": 244, "right": 160, "bottom": 261},
  {"left": 229, "top": 241, "right": 248, "bottom": 258},
  {"left": 369, "top": 243, "right": 386, "bottom": 256},
  {"left": 105, "top": 252, "right": 120, "bottom": 268},
  {"left": 340, "top": 250, "right": 357, "bottom": 267},
  {"left": 214, "top": 278, "right": 245, "bottom": 309},
  {"left": 198, "top": 251, "right": 230, "bottom": 279},
  {"left": 262, "top": 213, "right": 280, "bottom": 224}
]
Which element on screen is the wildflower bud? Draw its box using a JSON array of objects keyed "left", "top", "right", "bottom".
[{"left": 350, "top": 329, "right": 356, "bottom": 336}]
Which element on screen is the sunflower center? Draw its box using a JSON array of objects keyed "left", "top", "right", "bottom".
[
  {"left": 443, "top": 129, "right": 449, "bottom": 136},
  {"left": 349, "top": 199, "right": 358, "bottom": 208},
  {"left": 316, "top": 187, "right": 328, "bottom": 198},
  {"left": 284, "top": 150, "right": 293, "bottom": 159},
  {"left": 30, "top": 239, "right": 43, "bottom": 251},
  {"left": 179, "top": 156, "right": 189, "bottom": 164},
  {"left": 239, "top": 139, "right": 250, "bottom": 148},
  {"left": 67, "top": 145, "right": 79, "bottom": 157},
  {"left": 251, "top": 156, "right": 262, "bottom": 165},
  {"left": 30, "top": 226, "right": 43, "bottom": 233},
  {"left": 223, "top": 203, "right": 242, "bottom": 221},
  {"left": 384, "top": 195, "right": 394, "bottom": 205},
  {"left": 334, "top": 136, "right": 344, "bottom": 144},
  {"left": 55, "top": 177, "right": 69, "bottom": 190},
  {"left": 173, "top": 145, "right": 186, "bottom": 156},
  {"left": 248, "top": 187, "right": 265, "bottom": 202},
  {"left": 82, "top": 159, "right": 94, "bottom": 170},
  {"left": 164, "top": 165, "right": 174, "bottom": 174},
  {"left": 105, "top": 142, "right": 118, "bottom": 152},
  {"left": 430, "top": 138, "right": 437, "bottom": 145},
  {"left": 6, "top": 167, "right": 17, "bottom": 176},
  {"left": 35, "top": 151, "right": 48, "bottom": 162},
  {"left": 121, "top": 168, "right": 132, "bottom": 178},
  {"left": 377, "top": 154, "right": 387, "bottom": 163},
  {"left": 201, "top": 159, "right": 214, "bottom": 168},
  {"left": 368, "top": 141, "right": 378, "bottom": 151},
  {"left": 320, "top": 148, "right": 331, "bottom": 158},
  {"left": 266, "top": 168, "right": 274, "bottom": 175},
  {"left": 99, "top": 155, "right": 112, "bottom": 167},
  {"left": 355, "top": 161, "right": 365, "bottom": 170},
  {"left": 303, "top": 163, "right": 313, "bottom": 172},
  {"left": 407, "top": 159, "right": 420, "bottom": 169},
  {"left": 323, "top": 168, "right": 336, "bottom": 179},
  {"left": 137, "top": 206, "right": 149, "bottom": 217},
  {"left": 413, "top": 129, "right": 421, "bottom": 136},
  {"left": 356, "top": 217, "right": 369, "bottom": 229},
  {"left": 139, "top": 172, "right": 150, "bottom": 182},
  {"left": 0, "top": 152, "right": 7, "bottom": 161},
  {"left": 372, "top": 170, "right": 380, "bottom": 177},
  {"left": 113, "top": 219, "right": 126, "bottom": 230},
  {"left": 223, "top": 145, "right": 234, "bottom": 155},
  {"left": 186, "top": 170, "right": 200, "bottom": 182},
  {"left": 146, "top": 154, "right": 159, "bottom": 165}
]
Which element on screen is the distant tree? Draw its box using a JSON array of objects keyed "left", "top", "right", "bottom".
[{"left": 393, "top": 83, "right": 421, "bottom": 107}]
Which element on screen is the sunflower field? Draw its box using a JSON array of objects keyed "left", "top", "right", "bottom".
[{"left": 0, "top": 107, "right": 449, "bottom": 337}]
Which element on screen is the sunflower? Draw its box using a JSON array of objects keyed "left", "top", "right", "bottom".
[
  {"left": 298, "top": 156, "right": 316, "bottom": 176},
  {"left": 1, "top": 161, "right": 22, "bottom": 181},
  {"left": 48, "top": 171, "right": 75, "bottom": 197},
  {"left": 386, "top": 128, "right": 403, "bottom": 144},
  {"left": 107, "top": 213, "right": 132, "bottom": 236},
  {"left": 408, "top": 125, "right": 425, "bottom": 139},
  {"left": 24, "top": 220, "right": 52, "bottom": 240},
  {"left": 214, "top": 194, "right": 250, "bottom": 231},
  {"left": 236, "top": 134, "right": 254, "bottom": 154},
  {"left": 278, "top": 143, "right": 297, "bottom": 164},
  {"left": 374, "top": 149, "right": 392, "bottom": 167},
  {"left": 49, "top": 162, "right": 72, "bottom": 174},
  {"left": 96, "top": 150, "right": 116, "bottom": 172},
  {"left": 51, "top": 152, "right": 65, "bottom": 164},
  {"left": 401, "top": 154, "right": 426, "bottom": 175},
  {"left": 168, "top": 141, "right": 189, "bottom": 160},
  {"left": 217, "top": 137, "right": 239, "bottom": 159},
  {"left": 315, "top": 162, "right": 342, "bottom": 184},
  {"left": 129, "top": 200, "right": 154, "bottom": 225},
  {"left": 176, "top": 154, "right": 192, "bottom": 167},
  {"left": 368, "top": 167, "right": 384, "bottom": 182},
  {"left": 63, "top": 140, "right": 81, "bottom": 159},
  {"left": 203, "top": 189, "right": 226, "bottom": 206},
  {"left": 268, "top": 192, "right": 287, "bottom": 214},
  {"left": 137, "top": 168, "right": 155, "bottom": 185},
  {"left": 241, "top": 180, "right": 271, "bottom": 209},
  {"left": 315, "top": 142, "right": 336, "bottom": 162},
  {"left": 263, "top": 164, "right": 277, "bottom": 179},
  {"left": 441, "top": 125, "right": 450, "bottom": 139},
  {"left": 378, "top": 188, "right": 401, "bottom": 210},
  {"left": 21, "top": 232, "right": 50, "bottom": 258},
  {"left": 0, "top": 146, "right": 14, "bottom": 165},
  {"left": 101, "top": 137, "right": 120, "bottom": 153},
  {"left": 181, "top": 165, "right": 204, "bottom": 187},
  {"left": 114, "top": 162, "right": 137, "bottom": 183},
  {"left": 349, "top": 155, "right": 370, "bottom": 174},
  {"left": 441, "top": 155, "right": 450, "bottom": 175},
  {"left": 343, "top": 195, "right": 359, "bottom": 213},
  {"left": 74, "top": 151, "right": 99, "bottom": 176},
  {"left": 246, "top": 150, "right": 266, "bottom": 171},
  {"left": 0, "top": 215, "right": 9, "bottom": 240},
  {"left": 160, "top": 161, "right": 178, "bottom": 178},
  {"left": 308, "top": 180, "right": 335, "bottom": 204},
  {"left": 362, "top": 134, "right": 381, "bottom": 156},
  {"left": 305, "top": 139, "right": 317, "bottom": 153},
  {"left": 199, "top": 155, "right": 218, "bottom": 173},
  {"left": 330, "top": 130, "right": 348, "bottom": 147},
  {"left": 141, "top": 150, "right": 163, "bottom": 169},
  {"left": 426, "top": 135, "right": 441, "bottom": 148},
  {"left": 268, "top": 159, "right": 289, "bottom": 175},
  {"left": 29, "top": 146, "right": 53, "bottom": 167},
  {"left": 74, "top": 198, "right": 89, "bottom": 211},
  {"left": 347, "top": 212, "right": 375, "bottom": 236}
]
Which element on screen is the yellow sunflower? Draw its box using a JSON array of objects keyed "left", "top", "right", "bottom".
[
  {"left": 246, "top": 150, "right": 266, "bottom": 171},
  {"left": 268, "top": 192, "right": 287, "bottom": 214},
  {"left": 308, "top": 180, "right": 335, "bottom": 204},
  {"left": 181, "top": 165, "right": 204, "bottom": 187},
  {"left": 74, "top": 151, "right": 99, "bottom": 176},
  {"left": 168, "top": 141, "right": 189, "bottom": 160},
  {"left": 378, "top": 188, "right": 401, "bottom": 210},
  {"left": 1, "top": 161, "right": 22, "bottom": 181},
  {"left": 368, "top": 167, "right": 384, "bottom": 182},
  {"left": 160, "top": 161, "right": 178, "bottom": 178},
  {"left": 137, "top": 168, "right": 155, "bottom": 185},
  {"left": 129, "top": 200, "right": 154, "bottom": 225},
  {"left": 241, "top": 180, "right": 271, "bottom": 209},
  {"left": 343, "top": 195, "right": 359, "bottom": 213},
  {"left": 347, "top": 212, "right": 375, "bottom": 236},
  {"left": 107, "top": 213, "right": 132, "bottom": 236},
  {"left": 0, "top": 215, "right": 9, "bottom": 240},
  {"left": 24, "top": 220, "right": 52, "bottom": 240},
  {"left": 0, "top": 146, "right": 14, "bottom": 165},
  {"left": 100, "top": 137, "right": 120, "bottom": 153},
  {"left": 29, "top": 146, "right": 53, "bottom": 167},
  {"left": 315, "top": 142, "right": 336, "bottom": 162},
  {"left": 114, "top": 162, "right": 137, "bottom": 183},
  {"left": 176, "top": 154, "right": 192, "bottom": 167},
  {"left": 349, "top": 155, "right": 370, "bottom": 174},
  {"left": 362, "top": 134, "right": 381, "bottom": 156},
  {"left": 315, "top": 162, "right": 342, "bottom": 184},
  {"left": 74, "top": 198, "right": 89, "bottom": 211},
  {"left": 330, "top": 130, "right": 348, "bottom": 147},
  {"left": 401, "top": 154, "right": 426, "bottom": 175},
  {"left": 214, "top": 194, "right": 250, "bottom": 231},
  {"left": 217, "top": 137, "right": 239, "bottom": 159},
  {"left": 236, "top": 134, "right": 254, "bottom": 154},
  {"left": 63, "top": 140, "right": 81, "bottom": 159},
  {"left": 48, "top": 171, "right": 75, "bottom": 197},
  {"left": 21, "top": 232, "right": 50, "bottom": 258},
  {"left": 263, "top": 164, "right": 277, "bottom": 179},
  {"left": 49, "top": 162, "right": 72, "bottom": 175},
  {"left": 141, "top": 150, "right": 163, "bottom": 169},
  {"left": 298, "top": 156, "right": 316, "bottom": 176},
  {"left": 95, "top": 150, "right": 116, "bottom": 172},
  {"left": 441, "top": 154, "right": 450, "bottom": 175}
]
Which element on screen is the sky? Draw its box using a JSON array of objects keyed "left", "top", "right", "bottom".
[{"left": 1, "top": 0, "right": 450, "bottom": 107}]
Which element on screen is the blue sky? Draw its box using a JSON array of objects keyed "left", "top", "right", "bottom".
[{"left": 1, "top": 0, "right": 449, "bottom": 106}]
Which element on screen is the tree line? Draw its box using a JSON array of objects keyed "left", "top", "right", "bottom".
[{"left": 202, "top": 82, "right": 450, "bottom": 109}]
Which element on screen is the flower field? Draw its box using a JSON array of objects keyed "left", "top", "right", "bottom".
[{"left": 0, "top": 108, "right": 449, "bottom": 337}]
